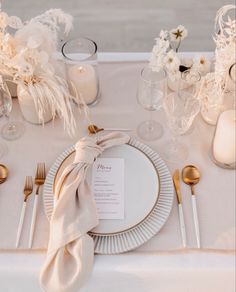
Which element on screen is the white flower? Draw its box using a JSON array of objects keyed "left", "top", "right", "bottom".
[
  {"left": 154, "top": 37, "right": 170, "bottom": 52},
  {"left": 159, "top": 30, "right": 169, "bottom": 40},
  {"left": 7, "top": 16, "right": 23, "bottom": 29},
  {"left": 15, "top": 22, "right": 56, "bottom": 55},
  {"left": 149, "top": 47, "right": 165, "bottom": 72},
  {"left": 164, "top": 50, "right": 181, "bottom": 81},
  {"left": 225, "top": 16, "right": 236, "bottom": 36},
  {"left": 192, "top": 55, "right": 211, "bottom": 74},
  {"left": 170, "top": 25, "right": 188, "bottom": 42},
  {"left": 164, "top": 50, "right": 180, "bottom": 71},
  {"left": 149, "top": 37, "right": 169, "bottom": 72},
  {"left": 149, "top": 56, "right": 163, "bottom": 72}
]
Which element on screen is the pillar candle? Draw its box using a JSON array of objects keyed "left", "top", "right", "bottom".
[
  {"left": 67, "top": 64, "right": 98, "bottom": 105},
  {"left": 213, "top": 109, "right": 236, "bottom": 165}
]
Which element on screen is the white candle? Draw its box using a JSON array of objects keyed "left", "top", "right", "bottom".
[
  {"left": 67, "top": 64, "right": 98, "bottom": 105},
  {"left": 213, "top": 109, "right": 236, "bottom": 165}
]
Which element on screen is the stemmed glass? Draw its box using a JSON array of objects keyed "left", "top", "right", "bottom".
[
  {"left": 0, "top": 78, "right": 25, "bottom": 141},
  {"left": 162, "top": 91, "right": 200, "bottom": 163},
  {"left": 177, "top": 69, "right": 202, "bottom": 98},
  {"left": 137, "top": 66, "right": 166, "bottom": 141}
]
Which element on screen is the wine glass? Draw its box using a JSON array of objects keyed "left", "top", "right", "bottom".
[
  {"left": 162, "top": 92, "right": 200, "bottom": 163},
  {"left": 137, "top": 66, "right": 166, "bottom": 141},
  {"left": 0, "top": 79, "right": 25, "bottom": 141},
  {"left": 177, "top": 69, "right": 201, "bottom": 98}
]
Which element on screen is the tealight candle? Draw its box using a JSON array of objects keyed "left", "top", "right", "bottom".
[
  {"left": 213, "top": 109, "right": 236, "bottom": 167},
  {"left": 67, "top": 64, "right": 98, "bottom": 105}
]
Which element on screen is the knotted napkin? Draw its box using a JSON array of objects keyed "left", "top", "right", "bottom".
[{"left": 40, "top": 132, "right": 130, "bottom": 292}]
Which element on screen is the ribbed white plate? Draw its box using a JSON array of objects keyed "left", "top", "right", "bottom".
[{"left": 43, "top": 138, "right": 174, "bottom": 254}]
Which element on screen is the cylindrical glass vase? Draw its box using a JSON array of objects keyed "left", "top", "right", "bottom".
[{"left": 62, "top": 37, "right": 100, "bottom": 106}]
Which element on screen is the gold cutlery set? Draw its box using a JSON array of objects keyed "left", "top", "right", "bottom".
[
  {"left": 2, "top": 149, "right": 201, "bottom": 250},
  {"left": 173, "top": 165, "right": 201, "bottom": 248},
  {"left": 16, "top": 163, "right": 46, "bottom": 248}
]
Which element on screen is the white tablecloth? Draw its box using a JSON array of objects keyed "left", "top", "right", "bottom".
[{"left": 0, "top": 53, "right": 235, "bottom": 291}]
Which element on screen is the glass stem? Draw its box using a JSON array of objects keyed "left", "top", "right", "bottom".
[
  {"left": 148, "top": 111, "right": 154, "bottom": 131},
  {"left": 5, "top": 114, "right": 10, "bottom": 124},
  {"left": 5, "top": 114, "right": 15, "bottom": 133},
  {"left": 172, "top": 135, "right": 179, "bottom": 151}
]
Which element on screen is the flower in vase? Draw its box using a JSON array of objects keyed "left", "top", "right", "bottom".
[
  {"left": 159, "top": 30, "right": 169, "bottom": 40},
  {"left": 192, "top": 55, "right": 211, "bottom": 75},
  {"left": 164, "top": 50, "right": 181, "bottom": 81},
  {"left": 0, "top": 7, "right": 78, "bottom": 136},
  {"left": 224, "top": 16, "right": 236, "bottom": 36},
  {"left": 170, "top": 25, "right": 188, "bottom": 42},
  {"left": 149, "top": 37, "right": 169, "bottom": 72},
  {"left": 164, "top": 50, "right": 180, "bottom": 71}
]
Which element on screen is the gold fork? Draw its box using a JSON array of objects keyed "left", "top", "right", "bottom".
[
  {"left": 16, "top": 176, "right": 33, "bottom": 248},
  {"left": 35, "top": 163, "right": 46, "bottom": 194},
  {"left": 28, "top": 163, "right": 46, "bottom": 248}
]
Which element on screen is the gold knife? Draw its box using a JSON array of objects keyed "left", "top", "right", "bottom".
[
  {"left": 173, "top": 170, "right": 187, "bottom": 248},
  {"left": 173, "top": 170, "right": 182, "bottom": 204}
]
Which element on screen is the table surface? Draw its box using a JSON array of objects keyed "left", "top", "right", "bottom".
[{"left": 0, "top": 52, "right": 235, "bottom": 292}]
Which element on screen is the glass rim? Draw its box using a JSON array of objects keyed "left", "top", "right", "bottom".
[
  {"left": 140, "top": 66, "right": 166, "bottom": 84},
  {"left": 181, "top": 69, "right": 201, "bottom": 82},
  {"left": 61, "top": 37, "right": 98, "bottom": 62}
]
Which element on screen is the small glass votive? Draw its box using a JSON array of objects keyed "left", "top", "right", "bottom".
[{"left": 62, "top": 37, "right": 100, "bottom": 106}]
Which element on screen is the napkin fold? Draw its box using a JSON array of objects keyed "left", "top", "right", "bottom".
[{"left": 40, "top": 132, "right": 130, "bottom": 292}]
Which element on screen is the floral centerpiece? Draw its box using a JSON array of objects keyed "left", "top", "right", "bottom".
[
  {"left": 200, "top": 4, "right": 236, "bottom": 125},
  {"left": 214, "top": 5, "right": 236, "bottom": 92},
  {"left": 0, "top": 6, "right": 77, "bottom": 135},
  {"left": 149, "top": 25, "right": 210, "bottom": 90}
]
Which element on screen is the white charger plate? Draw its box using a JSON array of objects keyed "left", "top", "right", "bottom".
[{"left": 43, "top": 138, "right": 174, "bottom": 254}]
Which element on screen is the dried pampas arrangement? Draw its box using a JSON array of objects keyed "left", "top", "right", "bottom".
[
  {"left": 214, "top": 4, "right": 236, "bottom": 93},
  {"left": 199, "top": 4, "right": 236, "bottom": 125},
  {"left": 0, "top": 6, "right": 78, "bottom": 136}
]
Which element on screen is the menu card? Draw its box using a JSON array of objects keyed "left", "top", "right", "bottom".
[{"left": 92, "top": 158, "right": 124, "bottom": 219}]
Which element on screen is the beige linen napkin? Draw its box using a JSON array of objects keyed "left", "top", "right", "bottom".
[{"left": 40, "top": 132, "right": 130, "bottom": 292}]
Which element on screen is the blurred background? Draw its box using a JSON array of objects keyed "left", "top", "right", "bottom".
[{"left": 2, "top": 0, "right": 233, "bottom": 52}]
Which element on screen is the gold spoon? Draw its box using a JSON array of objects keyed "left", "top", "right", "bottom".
[
  {"left": 0, "top": 164, "right": 8, "bottom": 184},
  {"left": 88, "top": 124, "right": 132, "bottom": 134},
  {"left": 182, "top": 165, "right": 201, "bottom": 248},
  {"left": 182, "top": 165, "right": 201, "bottom": 193},
  {"left": 88, "top": 124, "right": 104, "bottom": 134}
]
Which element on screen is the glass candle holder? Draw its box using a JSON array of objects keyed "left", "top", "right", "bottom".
[
  {"left": 211, "top": 109, "right": 236, "bottom": 169},
  {"left": 62, "top": 37, "right": 100, "bottom": 106}
]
